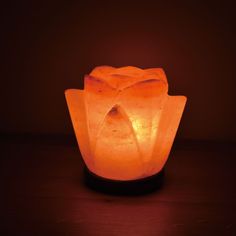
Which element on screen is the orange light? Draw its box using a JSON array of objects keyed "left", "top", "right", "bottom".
[{"left": 65, "top": 66, "right": 187, "bottom": 181}]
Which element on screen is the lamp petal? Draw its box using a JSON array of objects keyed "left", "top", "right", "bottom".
[
  {"left": 84, "top": 75, "right": 117, "bottom": 154},
  {"left": 147, "top": 95, "right": 187, "bottom": 175},
  {"left": 94, "top": 105, "right": 144, "bottom": 180},
  {"left": 144, "top": 68, "right": 167, "bottom": 83},
  {"left": 118, "top": 79, "right": 168, "bottom": 166},
  {"left": 64, "top": 89, "right": 94, "bottom": 170}
]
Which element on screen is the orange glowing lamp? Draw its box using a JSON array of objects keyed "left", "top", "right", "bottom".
[{"left": 65, "top": 66, "right": 187, "bottom": 181}]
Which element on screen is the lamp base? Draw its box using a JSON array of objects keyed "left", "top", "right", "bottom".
[{"left": 83, "top": 167, "right": 165, "bottom": 195}]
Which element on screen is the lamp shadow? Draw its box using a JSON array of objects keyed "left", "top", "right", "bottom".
[{"left": 83, "top": 167, "right": 165, "bottom": 196}]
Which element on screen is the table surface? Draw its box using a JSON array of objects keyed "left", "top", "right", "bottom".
[{"left": 1, "top": 135, "right": 236, "bottom": 236}]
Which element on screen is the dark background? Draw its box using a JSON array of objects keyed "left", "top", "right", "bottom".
[
  {"left": 1, "top": 1, "right": 236, "bottom": 236},
  {"left": 1, "top": 0, "right": 236, "bottom": 141}
]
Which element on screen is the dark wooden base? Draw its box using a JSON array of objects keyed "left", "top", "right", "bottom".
[{"left": 83, "top": 167, "right": 165, "bottom": 195}]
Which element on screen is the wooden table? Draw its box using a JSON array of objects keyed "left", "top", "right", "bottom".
[{"left": 1, "top": 135, "right": 235, "bottom": 235}]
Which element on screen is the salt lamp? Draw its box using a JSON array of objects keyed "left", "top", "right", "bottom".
[{"left": 65, "top": 66, "right": 187, "bottom": 181}]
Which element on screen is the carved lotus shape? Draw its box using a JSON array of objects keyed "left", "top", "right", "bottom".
[{"left": 65, "top": 66, "right": 187, "bottom": 180}]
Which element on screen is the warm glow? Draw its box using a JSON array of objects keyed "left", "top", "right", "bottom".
[{"left": 65, "top": 66, "right": 187, "bottom": 180}]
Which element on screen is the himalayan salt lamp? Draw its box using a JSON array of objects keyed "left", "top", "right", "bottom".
[{"left": 65, "top": 66, "right": 187, "bottom": 184}]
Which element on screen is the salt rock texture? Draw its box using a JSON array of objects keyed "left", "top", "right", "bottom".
[{"left": 65, "top": 66, "right": 187, "bottom": 180}]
